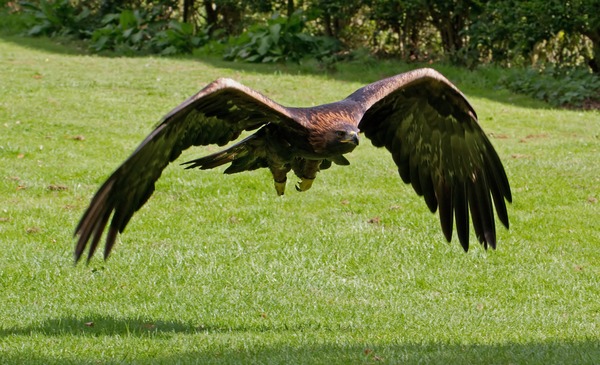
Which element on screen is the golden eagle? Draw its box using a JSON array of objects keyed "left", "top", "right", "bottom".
[{"left": 74, "top": 68, "right": 512, "bottom": 262}]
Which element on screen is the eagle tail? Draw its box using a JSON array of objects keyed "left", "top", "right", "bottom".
[{"left": 182, "top": 133, "right": 266, "bottom": 173}]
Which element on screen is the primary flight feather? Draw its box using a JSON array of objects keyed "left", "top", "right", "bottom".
[{"left": 74, "top": 68, "right": 512, "bottom": 262}]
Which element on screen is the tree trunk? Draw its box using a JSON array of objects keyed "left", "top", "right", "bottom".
[
  {"left": 220, "top": 3, "right": 243, "bottom": 35},
  {"left": 323, "top": 12, "right": 333, "bottom": 37},
  {"left": 584, "top": 31, "right": 600, "bottom": 74},
  {"left": 183, "top": 0, "right": 195, "bottom": 23},
  {"left": 427, "top": 2, "right": 468, "bottom": 63},
  {"left": 431, "top": 12, "right": 463, "bottom": 55},
  {"left": 203, "top": 0, "right": 218, "bottom": 34},
  {"left": 407, "top": 21, "right": 421, "bottom": 60}
]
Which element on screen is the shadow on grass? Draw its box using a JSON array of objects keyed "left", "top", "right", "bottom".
[
  {"left": 1, "top": 316, "right": 598, "bottom": 364},
  {"left": 0, "top": 315, "right": 200, "bottom": 337},
  {"left": 112, "top": 340, "right": 600, "bottom": 364},
  {"left": 0, "top": 315, "right": 318, "bottom": 338},
  {"left": 0, "top": 33, "right": 91, "bottom": 57}
]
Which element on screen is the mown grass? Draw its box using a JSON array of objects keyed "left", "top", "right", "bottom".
[{"left": 0, "top": 32, "right": 599, "bottom": 364}]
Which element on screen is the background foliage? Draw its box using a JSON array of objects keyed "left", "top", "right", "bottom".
[{"left": 5, "top": 0, "right": 599, "bottom": 108}]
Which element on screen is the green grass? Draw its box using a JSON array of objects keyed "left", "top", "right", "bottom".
[{"left": 0, "top": 32, "right": 599, "bottom": 364}]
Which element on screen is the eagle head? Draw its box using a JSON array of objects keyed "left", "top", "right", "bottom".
[
  {"left": 336, "top": 124, "right": 360, "bottom": 145},
  {"left": 319, "top": 123, "right": 360, "bottom": 155}
]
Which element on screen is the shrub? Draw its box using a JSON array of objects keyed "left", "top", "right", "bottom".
[
  {"left": 500, "top": 66, "right": 600, "bottom": 107},
  {"left": 155, "top": 21, "right": 208, "bottom": 55},
  {"left": 224, "top": 11, "right": 340, "bottom": 63},
  {"left": 19, "top": 1, "right": 205, "bottom": 56},
  {"left": 20, "top": 0, "right": 93, "bottom": 38},
  {"left": 91, "top": 6, "right": 207, "bottom": 56}
]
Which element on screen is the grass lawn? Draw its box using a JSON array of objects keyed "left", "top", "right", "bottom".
[{"left": 0, "top": 33, "right": 598, "bottom": 364}]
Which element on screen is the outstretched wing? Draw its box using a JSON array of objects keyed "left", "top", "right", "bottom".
[
  {"left": 75, "top": 78, "right": 299, "bottom": 262},
  {"left": 350, "top": 68, "right": 512, "bottom": 250}
]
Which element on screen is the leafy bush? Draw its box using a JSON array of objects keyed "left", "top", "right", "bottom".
[
  {"left": 224, "top": 11, "right": 340, "bottom": 63},
  {"left": 90, "top": 9, "right": 153, "bottom": 54},
  {"left": 89, "top": 8, "right": 203, "bottom": 55},
  {"left": 20, "top": 0, "right": 93, "bottom": 38},
  {"left": 155, "top": 21, "right": 208, "bottom": 55},
  {"left": 19, "top": 0, "right": 205, "bottom": 56},
  {"left": 500, "top": 66, "right": 600, "bottom": 107}
]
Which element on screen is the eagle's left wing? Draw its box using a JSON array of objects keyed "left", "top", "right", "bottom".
[{"left": 349, "top": 68, "right": 511, "bottom": 250}]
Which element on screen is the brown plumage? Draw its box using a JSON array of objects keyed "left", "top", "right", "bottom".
[{"left": 74, "top": 68, "right": 512, "bottom": 262}]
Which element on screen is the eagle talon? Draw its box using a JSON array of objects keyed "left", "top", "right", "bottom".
[
  {"left": 274, "top": 181, "right": 286, "bottom": 196},
  {"left": 295, "top": 178, "right": 314, "bottom": 192}
]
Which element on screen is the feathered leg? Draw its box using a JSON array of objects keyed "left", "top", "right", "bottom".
[{"left": 269, "top": 164, "right": 291, "bottom": 195}]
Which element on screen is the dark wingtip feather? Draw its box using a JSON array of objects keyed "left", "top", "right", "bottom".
[
  {"left": 74, "top": 179, "right": 117, "bottom": 264},
  {"left": 74, "top": 233, "right": 86, "bottom": 263},
  {"left": 458, "top": 232, "right": 469, "bottom": 252},
  {"left": 454, "top": 183, "right": 469, "bottom": 251},
  {"left": 468, "top": 173, "right": 498, "bottom": 250},
  {"left": 104, "top": 226, "right": 119, "bottom": 260},
  {"left": 436, "top": 183, "right": 453, "bottom": 242},
  {"left": 485, "top": 231, "right": 497, "bottom": 249},
  {"left": 420, "top": 170, "right": 437, "bottom": 213},
  {"left": 73, "top": 244, "right": 84, "bottom": 264}
]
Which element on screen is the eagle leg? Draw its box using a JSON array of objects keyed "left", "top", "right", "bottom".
[{"left": 269, "top": 164, "right": 291, "bottom": 196}]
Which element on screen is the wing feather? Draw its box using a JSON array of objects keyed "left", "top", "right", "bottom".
[
  {"left": 74, "top": 78, "right": 299, "bottom": 262},
  {"left": 353, "top": 68, "right": 511, "bottom": 250},
  {"left": 419, "top": 167, "right": 437, "bottom": 213},
  {"left": 452, "top": 181, "right": 469, "bottom": 249},
  {"left": 436, "top": 181, "right": 453, "bottom": 242}
]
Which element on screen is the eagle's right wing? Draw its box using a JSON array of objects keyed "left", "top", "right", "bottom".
[{"left": 75, "top": 79, "right": 299, "bottom": 262}]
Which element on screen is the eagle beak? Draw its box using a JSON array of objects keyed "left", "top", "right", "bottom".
[{"left": 343, "top": 131, "right": 359, "bottom": 145}]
